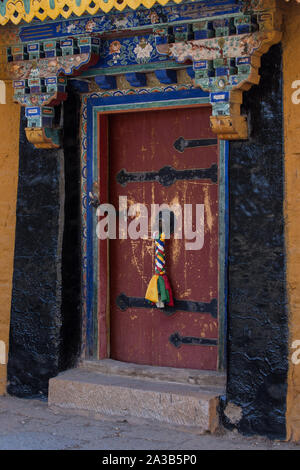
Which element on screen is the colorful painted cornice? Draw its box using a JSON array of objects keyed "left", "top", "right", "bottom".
[
  {"left": 0, "top": 0, "right": 284, "bottom": 146},
  {"left": 0, "top": 0, "right": 187, "bottom": 25}
]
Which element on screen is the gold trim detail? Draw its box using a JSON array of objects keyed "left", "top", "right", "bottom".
[{"left": 25, "top": 127, "right": 60, "bottom": 149}]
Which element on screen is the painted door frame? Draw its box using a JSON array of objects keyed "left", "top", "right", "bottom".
[{"left": 81, "top": 86, "right": 229, "bottom": 370}]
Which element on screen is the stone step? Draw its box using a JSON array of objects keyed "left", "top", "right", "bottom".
[
  {"left": 82, "top": 359, "right": 226, "bottom": 389},
  {"left": 48, "top": 366, "right": 224, "bottom": 434}
]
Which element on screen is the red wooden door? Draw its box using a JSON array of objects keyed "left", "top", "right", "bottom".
[{"left": 107, "top": 106, "right": 219, "bottom": 370}]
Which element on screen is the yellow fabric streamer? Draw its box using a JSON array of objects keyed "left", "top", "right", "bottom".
[{"left": 145, "top": 274, "right": 159, "bottom": 304}]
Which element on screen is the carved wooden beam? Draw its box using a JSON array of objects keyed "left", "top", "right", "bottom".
[
  {"left": 0, "top": 0, "right": 284, "bottom": 146},
  {"left": 4, "top": 36, "right": 100, "bottom": 149},
  {"left": 155, "top": 1, "right": 283, "bottom": 140}
]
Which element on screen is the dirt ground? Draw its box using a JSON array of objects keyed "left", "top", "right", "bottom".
[{"left": 0, "top": 395, "right": 299, "bottom": 451}]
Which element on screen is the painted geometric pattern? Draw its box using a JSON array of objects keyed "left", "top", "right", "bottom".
[
  {"left": 0, "top": 0, "right": 187, "bottom": 25},
  {"left": 80, "top": 98, "right": 88, "bottom": 359}
]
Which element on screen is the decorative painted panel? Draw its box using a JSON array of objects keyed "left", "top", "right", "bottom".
[
  {"left": 154, "top": 1, "right": 282, "bottom": 139},
  {"left": 99, "top": 35, "right": 166, "bottom": 67},
  {"left": 6, "top": 36, "right": 100, "bottom": 148},
  {"left": 0, "top": 0, "right": 284, "bottom": 145}
]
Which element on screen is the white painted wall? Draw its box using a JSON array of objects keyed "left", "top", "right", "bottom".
[
  {"left": 0, "top": 80, "right": 6, "bottom": 104},
  {"left": 0, "top": 341, "right": 5, "bottom": 365}
]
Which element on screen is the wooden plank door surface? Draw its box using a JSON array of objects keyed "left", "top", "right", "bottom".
[{"left": 106, "top": 106, "right": 219, "bottom": 370}]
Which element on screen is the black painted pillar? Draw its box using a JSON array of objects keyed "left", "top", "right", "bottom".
[
  {"left": 7, "top": 89, "right": 81, "bottom": 397},
  {"left": 224, "top": 44, "right": 288, "bottom": 439}
]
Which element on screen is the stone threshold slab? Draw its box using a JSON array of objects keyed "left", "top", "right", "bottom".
[
  {"left": 49, "top": 368, "right": 223, "bottom": 433},
  {"left": 81, "top": 359, "right": 226, "bottom": 390}
]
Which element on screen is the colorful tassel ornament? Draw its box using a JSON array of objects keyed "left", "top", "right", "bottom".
[{"left": 145, "top": 232, "right": 174, "bottom": 308}]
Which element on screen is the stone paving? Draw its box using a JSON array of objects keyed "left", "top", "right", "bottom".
[{"left": 0, "top": 395, "right": 299, "bottom": 450}]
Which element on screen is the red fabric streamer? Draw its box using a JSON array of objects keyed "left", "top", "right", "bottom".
[{"left": 162, "top": 274, "right": 174, "bottom": 307}]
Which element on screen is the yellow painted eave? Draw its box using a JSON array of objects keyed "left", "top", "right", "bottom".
[{"left": 0, "top": 0, "right": 188, "bottom": 26}]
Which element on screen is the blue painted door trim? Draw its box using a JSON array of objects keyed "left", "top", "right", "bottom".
[{"left": 82, "top": 87, "right": 228, "bottom": 369}]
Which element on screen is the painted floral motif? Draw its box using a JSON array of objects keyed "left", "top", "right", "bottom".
[
  {"left": 133, "top": 38, "right": 153, "bottom": 62},
  {"left": 8, "top": 53, "right": 93, "bottom": 79},
  {"left": 66, "top": 23, "right": 77, "bottom": 33},
  {"left": 150, "top": 11, "right": 160, "bottom": 24},
  {"left": 113, "top": 15, "right": 129, "bottom": 29},
  {"left": 13, "top": 93, "right": 57, "bottom": 107},
  {"left": 85, "top": 19, "right": 98, "bottom": 32},
  {"left": 109, "top": 40, "right": 122, "bottom": 64},
  {"left": 104, "top": 35, "right": 164, "bottom": 67},
  {"left": 109, "top": 41, "right": 122, "bottom": 55},
  {"left": 168, "top": 32, "right": 267, "bottom": 63}
]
